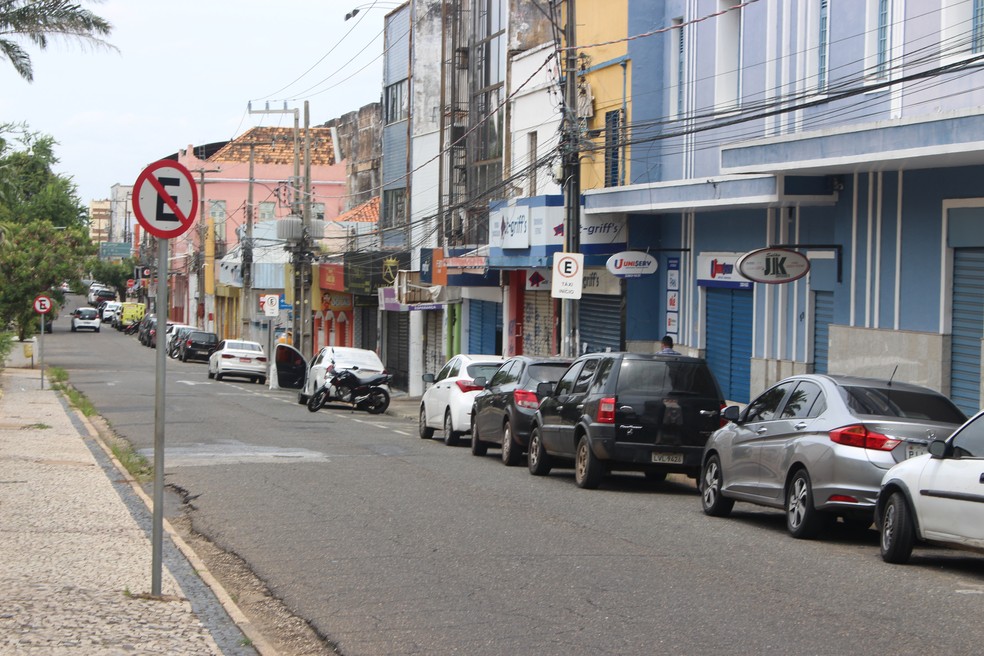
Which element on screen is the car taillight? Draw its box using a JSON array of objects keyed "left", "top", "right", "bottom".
[
  {"left": 257, "top": 356, "right": 267, "bottom": 363},
  {"left": 829, "top": 424, "right": 901, "bottom": 451},
  {"left": 514, "top": 389, "right": 539, "bottom": 410},
  {"left": 456, "top": 379, "right": 484, "bottom": 393},
  {"left": 597, "top": 397, "right": 616, "bottom": 424},
  {"left": 221, "top": 353, "right": 235, "bottom": 359},
  {"left": 186, "top": 339, "right": 193, "bottom": 346}
]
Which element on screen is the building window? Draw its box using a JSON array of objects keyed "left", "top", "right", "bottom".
[
  {"left": 876, "top": 0, "right": 891, "bottom": 77},
  {"left": 976, "top": 0, "right": 984, "bottom": 52},
  {"left": 209, "top": 200, "right": 226, "bottom": 241},
  {"left": 384, "top": 80, "right": 408, "bottom": 124},
  {"left": 817, "top": 0, "right": 829, "bottom": 91},
  {"left": 670, "top": 18, "right": 686, "bottom": 118},
  {"left": 258, "top": 201, "right": 275, "bottom": 221},
  {"left": 715, "top": 0, "right": 742, "bottom": 109},
  {"left": 604, "top": 110, "right": 621, "bottom": 188},
  {"left": 527, "top": 131, "right": 538, "bottom": 196},
  {"left": 381, "top": 189, "right": 405, "bottom": 229}
]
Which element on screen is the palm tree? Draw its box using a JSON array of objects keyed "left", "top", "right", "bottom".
[{"left": 0, "top": 0, "right": 113, "bottom": 82}]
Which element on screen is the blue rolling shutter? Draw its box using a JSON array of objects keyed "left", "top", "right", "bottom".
[
  {"left": 705, "top": 288, "right": 752, "bottom": 403},
  {"left": 468, "top": 300, "right": 502, "bottom": 355},
  {"left": 813, "top": 291, "right": 834, "bottom": 375},
  {"left": 950, "top": 249, "right": 984, "bottom": 415},
  {"left": 578, "top": 294, "right": 623, "bottom": 353}
]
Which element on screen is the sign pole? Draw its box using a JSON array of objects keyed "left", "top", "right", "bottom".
[
  {"left": 39, "top": 313, "right": 45, "bottom": 389},
  {"left": 151, "top": 237, "right": 169, "bottom": 596}
]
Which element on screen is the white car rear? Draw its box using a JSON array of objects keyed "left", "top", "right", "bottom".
[{"left": 208, "top": 339, "right": 268, "bottom": 384}]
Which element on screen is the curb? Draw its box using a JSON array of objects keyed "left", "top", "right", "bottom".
[{"left": 60, "top": 381, "right": 279, "bottom": 656}]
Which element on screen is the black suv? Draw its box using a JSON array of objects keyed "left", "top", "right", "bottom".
[{"left": 529, "top": 352, "right": 725, "bottom": 489}]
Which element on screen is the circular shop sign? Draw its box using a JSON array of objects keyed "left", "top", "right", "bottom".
[
  {"left": 606, "top": 250, "right": 658, "bottom": 278},
  {"left": 736, "top": 248, "right": 810, "bottom": 284}
]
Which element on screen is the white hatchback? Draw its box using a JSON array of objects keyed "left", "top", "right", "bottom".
[
  {"left": 207, "top": 339, "right": 268, "bottom": 384},
  {"left": 877, "top": 408, "right": 984, "bottom": 563},
  {"left": 419, "top": 354, "right": 505, "bottom": 446}
]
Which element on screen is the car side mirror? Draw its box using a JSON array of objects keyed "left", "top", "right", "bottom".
[
  {"left": 722, "top": 405, "right": 741, "bottom": 423},
  {"left": 422, "top": 373, "right": 435, "bottom": 384},
  {"left": 928, "top": 439, "right": 951, "bottom": 459},
  {"left": 473, "top": 376, "right": 487, "bottom": 388},
  {"left": 536, "top": 381, "right": 554, "bottom": 398}
]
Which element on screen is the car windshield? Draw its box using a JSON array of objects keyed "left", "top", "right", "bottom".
[
  {"left": 841, "top": 386, "right": 966, "bottom": 423},
  {"left": 616, "top": 360, "right": 720, "bottom": 397},
  {"left": 466, "top": 363, "right": 503, "bottom": 380},
  {"left": 528, "top": 363, "right": 571, "bottom": 384}
]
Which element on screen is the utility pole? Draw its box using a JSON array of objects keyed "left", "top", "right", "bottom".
[
  {"left": 192, "top": 167, "right": 221, "bottom": 329},
  {"left": 243, "top": 143, "right": 255, "bottom": 340},
  {"left": 302, "top": 100, "right": 313, "bottom": 359},
  {"left": 561, "top": 0, "right": 581, "bottom": 358},
  {"left": 248, "top": 102, "right": 302, "bottom": 350}
]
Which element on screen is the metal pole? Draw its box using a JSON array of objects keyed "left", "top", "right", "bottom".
[
  {"left": 561, "top": 0, "right": 580, "bottom": 358},
  {"left": 151, "top": 236, "right": 169, "bottom": 596},
  {"left": 39, "top": 314, "right": 45, "bottom": 389},
  {"left": 244, "top": 144, "right": 255, "bottom": 340}
]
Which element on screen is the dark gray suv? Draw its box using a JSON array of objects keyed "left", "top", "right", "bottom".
[{"left": 529, "top": 352, "right": 725, "bottom": 489}]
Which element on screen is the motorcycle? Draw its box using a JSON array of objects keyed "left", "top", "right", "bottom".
[
  {"left": 307, "top": 365, "right": 392, "bottom": 415},
  {"left": 123, "top": 321, "right": 140, "bottom": 335}
]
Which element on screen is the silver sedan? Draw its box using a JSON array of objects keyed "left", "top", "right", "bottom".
[{"left": 699, "top": 374, "right": 966, "bottom": 538}]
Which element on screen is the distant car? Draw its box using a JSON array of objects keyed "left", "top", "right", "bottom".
[
  {"left": 208, "top": 339, "right": 268, "bottom": 384},
  {"left": 877, "top": 408, "right": 984, "bottom": 563},
  {"left": 419, "top": 354, "right": 506, "bottom": 446},
  {"left": 166, "top": 324, "right": 196, "bottom": 358},
  {"left": 470, "top": 356, "right": 573, "bottom": 465},
  {"left": 700, "top": 374, "right": 966, "bottom": 539},
  {"left": 296, "top": 346, "right": 388, "bottom": 404},
  {"left": 178, "top": 330, "right": 219, "bottom": 362},
  {"left": 58, "top": 281, "right": 71, "bottom": 293},
  {"left": 137, "top": 315, "right": 156, "bottom": 346},
  {"left": 90, "top": 287, "right": 116, "bottom": 306},
  {"left": 530, "top": 352, "right": 724, "bottom": 489},
  {"left": 70, "top": 307, "right": 101, "bottom": 332},
  {"left": 100, "top": 301, "right": 122, "bottom": 323}
]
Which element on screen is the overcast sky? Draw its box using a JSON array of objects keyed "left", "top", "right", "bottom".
[{"left": 0, "top": 0, "right": 395, "bottom": 204}]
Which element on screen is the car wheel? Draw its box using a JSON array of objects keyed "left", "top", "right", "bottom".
[
  {"left": 527, "top": 425, "right": 552, "bottom": 476},
  {"left": 443, "top": 410, "right": 460, "bottom": 446},
  {"left": 257, "top": 376, "right": 266, "bottom": 385},
  {"left": 470, "top": 419, "right": 488, "bottom": 456},
  {"left": 71, "top": 325, "right": 76, "bottom": 332},
  {"left": 418, "top": 405, "right": 434, "bottom": 439},
  {"left": 215, "top": 372, "right": 223, "bottom": 381},
  {"left": 298, "top": 392, "right": 309, "bottom": 405},
  {"left": 786, "top": 469, "right": 823, "bottom": 539},
  {"left": 700, "top": 455, "right": 734, "bottom": 517},
  {"left": 880, "top": 491, "right": 916, "bottom": 564},
  {"left": 574, "top": 435, "right": 603, "bottom": 489},
  {"left": 96, "top": 327, "right": 100, "bottom": 333},
  {"left": 644, "top": 470, "right": 667, "bottom": 485},
  {"left": 501, "top": 420, "right": 521, "bottom": 467},
  {"left": 207, "top": 369, "right": 215, "bottom": 379}
]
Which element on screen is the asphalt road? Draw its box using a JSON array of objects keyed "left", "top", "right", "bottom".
[{"left": 41, "top": 296, "right": 984, "bottom": 655}]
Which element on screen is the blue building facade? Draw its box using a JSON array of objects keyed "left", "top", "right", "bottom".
[{"left": 582, "top": 0, "right": 984, "bottom": 409}]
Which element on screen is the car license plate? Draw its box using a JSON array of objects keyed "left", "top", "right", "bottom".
[
  {"left": 240, "top": 357, "right": 251, "bottom": 363},
  {"left": 905, "top": 444, "right": 928, "bottom": 459},
  {"left": 651, "top": 452, "right": 684, "bottom": 464}
]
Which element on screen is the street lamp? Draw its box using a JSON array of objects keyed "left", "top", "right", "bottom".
[{"left": 345, "top": 2, "right": 400, "bottom": 20}]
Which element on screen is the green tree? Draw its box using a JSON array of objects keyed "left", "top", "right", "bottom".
[
  {"left": 0, "top": 0, "right": 114, "bottom": 82},
  {"left": 89, "top": 256, "right": 134, "bottom": 299},
  {"left": 0, "top": 220, "right": 95, "bottom": 339}
]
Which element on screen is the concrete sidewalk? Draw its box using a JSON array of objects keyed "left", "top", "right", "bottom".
[{"left": 0, "top": 340, "right": 266, "bottom": 655}]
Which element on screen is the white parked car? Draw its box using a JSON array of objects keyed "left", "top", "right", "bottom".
[
  {"left": 70, "top": 307, "right": 101, "bottom": 332},
  {"left": 100, "top": 301, "right": 122, "bottom": 324},
  {"left": 207, "top": 339, "right": 268, "bottom": 384},
  {"left": 297, "top": 346, "right": 389, "bottom": 403},
  {"left": 419, "top": 354, "right": 505, "bottom": 445},
  {"left": 877, "top": 408, "right": 984, "bottom": 563}
]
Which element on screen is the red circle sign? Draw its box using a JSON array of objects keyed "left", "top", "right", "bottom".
[
  {"left": 132, "top": 160, "right": 199, "bottom": 239},
  {"left": 34, "top": 295, "right": 53, "bottom": 314}
]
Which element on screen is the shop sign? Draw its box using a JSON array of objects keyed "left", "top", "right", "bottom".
[
  {"left": 736, "top": 247, "right": 811, "bottom": 284},
  {"left": 605, "top": 251, "right": 658, "bottom": 278}
]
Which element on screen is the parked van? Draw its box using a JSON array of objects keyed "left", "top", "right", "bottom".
[{"left": 117, "top": 302, "right": 146, "bottom": 330}]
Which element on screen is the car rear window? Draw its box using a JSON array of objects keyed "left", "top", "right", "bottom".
[
  {"left": 842, "top": 386, "right": 966, "bottom": 423},
  {"left": 78, "top": 309, "right": 97, "bottom": 319},
  {"left": 190, "top": 332, "right": 218, "bottom": 344},
  {"left": 466, "top": 363, "right": 504, "bottom": 380},
  {"left": 615, "top": 360, "right": 720, "bottom": 397},
  {"left": 228, "top": 341, "right": 262, "bottom": 352},
  {"left": 528, "top": 363, "right": 570, "bottom": 384}
]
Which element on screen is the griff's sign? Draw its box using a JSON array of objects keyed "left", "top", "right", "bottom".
[{"left": 737, "top": 248, "right": 810, "bottom": 284}]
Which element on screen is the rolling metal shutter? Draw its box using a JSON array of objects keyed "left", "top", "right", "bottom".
[
  {"left": 578, "top": 294, "right": 623, "bottom": 353},
  {"left": 705, "top": 288, "right": 753, "bottom": 403},
  {"left": 384, "top": 311, "right": 410, "bottom": 391},
  {"left": 813, "top": 291, "right": 833, "bottom": 375},
  {"left": 468, "top": 299, "right": 502, "bottom": 355},
  {"left": 950, "top": 248, "right": 984, "bottom": 415},
  {"left": 424, "top": 310, "right": 444, "bottom": 377},
  {"left": 522, "top": 291, "right": 554, "bottom": 356}
]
